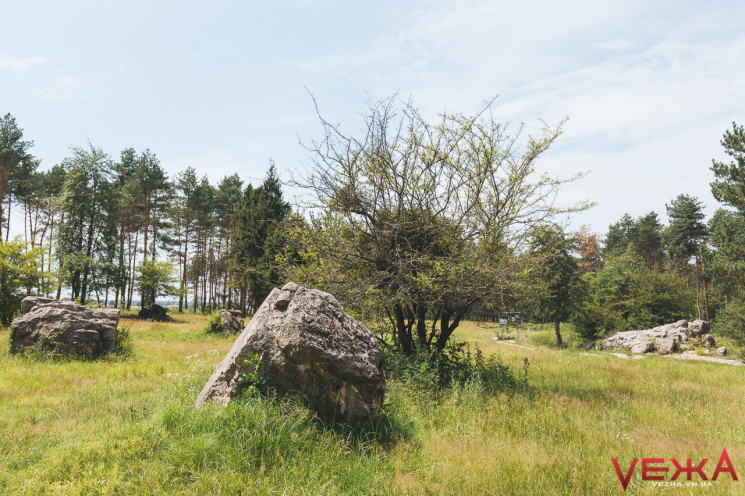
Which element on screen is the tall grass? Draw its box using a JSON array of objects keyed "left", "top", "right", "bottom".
[{"left": 0, "top": 314, "right": 744, "bottom": 494}]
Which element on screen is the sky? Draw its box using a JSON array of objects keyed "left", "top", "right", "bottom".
[{"left": 2, "top": 0, "right": 744, "bottom": 235}]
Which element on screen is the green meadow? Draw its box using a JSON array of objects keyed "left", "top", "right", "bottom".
[{"left": 1, "top": 314, "right": 744, "bottom": 495}]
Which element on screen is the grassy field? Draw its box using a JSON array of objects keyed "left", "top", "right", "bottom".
[{"left": 1, "top": 313, "right": 744, "bottom": 495}]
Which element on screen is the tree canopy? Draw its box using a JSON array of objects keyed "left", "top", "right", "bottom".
[{"left": 290, "top": 95, "right": 586, "bottom": 353}]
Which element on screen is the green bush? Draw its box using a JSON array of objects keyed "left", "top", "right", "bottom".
[
  {"left": 382, "top": 341, "right": 527, "bottom": 396},
  {"left": 109, "top": 326, "right": 134, "bottom": 359},
  {"left": 202, "top": 313, "right": 223, "bottom": 334},
  {"left": 712, "top": 299, "right": 745, "bottom": 346}
]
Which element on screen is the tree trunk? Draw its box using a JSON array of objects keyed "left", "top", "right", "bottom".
[
  {"left": 698, "top": 247, "right": 710, "bottom": 321},
  {"left": 555, "top": 319, "right": 563, "bottom": 347},
  {"left": 5, "top": 194, "right": 11, "bottom": 242},
  {"left": 693, "top": 250, "right": 702, "bottom": 320},
  {"left": 393, "top": 303, "right": 412, "bottom": 355}
]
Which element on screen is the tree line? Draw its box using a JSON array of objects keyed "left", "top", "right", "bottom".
[
  {"left": 527, "top": 122, "right": 745, "bottom": 346},
  {"left": 3, "top": 102, "right": 745, "bottom": 355},
  {"left": 0, "top": 113, "right": 290, "bottom": 324}
]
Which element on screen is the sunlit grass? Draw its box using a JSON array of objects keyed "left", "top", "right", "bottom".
[{"left": 0, "top": 312, "right": 744, "bottom": 494}]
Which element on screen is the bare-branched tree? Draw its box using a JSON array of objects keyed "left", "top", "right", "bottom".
[{"left": 290, "top": 95, "right": 588, "bottom": 354}]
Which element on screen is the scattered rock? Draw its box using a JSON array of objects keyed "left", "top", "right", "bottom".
[
  {"left": 597, "top": 319, "right": 711, "bottom": 356},
  {"left": 138, "top": 304, "right": 169, "bottom": 321},
  {"left": 688, "top": 319, "right": 710, "bottom": 337},
  {"left": 195, "top": 282, "right": 385, "bottom": 426},
  {"left": 10, "top": 297, "right": 119, "bottom": 356},
  {"left": 656, "top": 337, "right": 678, "bottom": 355},
  {"left": 701, "top": 334, "right": 716, "bottom": 347},
  {"left": 219, "top": 310, "right": 244, "bottom": 334},
  {"left": 717, "top": 347, "right": 728, "bottom": 356},
  {"left": 671, "top": 351, "right": 743, "bottom": 366},
  {"left": 631, "top": 341, "right": 655, "bottom": 354}
]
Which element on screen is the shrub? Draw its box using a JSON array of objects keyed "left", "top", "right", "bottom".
[
  {"left": 109, "top": 325, "right": 134, "bottom": 359},
  {"left": 712, "top": 299, "right": 745, "bottom": 346},
  {"left": 202, "top": 313, "right": 223, "bottom": 334},
  {"left": 383, "top": 341, "right": 527, "bottom": 396}
]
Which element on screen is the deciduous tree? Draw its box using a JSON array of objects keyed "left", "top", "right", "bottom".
[{"left": 292, "top": 95, "right": 585, "bottom": 354}]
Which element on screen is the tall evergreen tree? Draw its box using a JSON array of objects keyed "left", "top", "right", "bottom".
[
  {"left": 233, "top": 166, "right": 290, "bottom": 314},
  {"left": 175, "top": 166, "right": 198, "bottom": 312},
  {"left": 666, "top": 194, "right": 708, "bottom": 319},
  {"left": 0, "top": 114, "right": 35, "bottom": 238},
  {"left": 135, "top": 149, "right": 170, "bottom": 264},
  {"left": 216, "top": 173, "right": 243, "bottom": 308},
  {"left": 711, "top": 122, "right": 745, "bottom": 214},
  {"left": 528, "top": 225, "right": 584, "bottom": 347},
  {"left": 56, "top": 145, "right": 117, "bottom": 304}
]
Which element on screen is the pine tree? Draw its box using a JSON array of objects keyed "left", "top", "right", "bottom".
[
  {"left": 711, "top": 122, "right": 745, "bottom": 214},
  {"left": 666, "top": 194, "right": 708, "bottom": 319},
  {"left": 233, "top": 166, "right": 290, "bottom": 314},
  {"left": 0, "top": 114, "right": 35, "bottom": 238},
  {"left": 56, "top": 145, "right": 117, "bottom": 305}
]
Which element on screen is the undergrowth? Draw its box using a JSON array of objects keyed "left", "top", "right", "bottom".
[{"left": 383, "top": 341, "right": 530, "bottom": 398}]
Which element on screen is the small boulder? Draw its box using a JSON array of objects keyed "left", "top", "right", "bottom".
[
  {"left": 631, "top": 341, "right": 655, "bottom": 354},
  {"left": 11, "top": 297, "right": 119, "bottom": 356},
  {"left": 717, "top": 346, "right": 728, "bottom": 356},
  {"left": 219, "top": 310, "right": 244, "bottom": 334},
  {"left": 688, "top": 319, "right": 710, "bottom": 337},
  {"left": 701, "top": 334, "right": 716, "bottom": 348},
  {"left": 138, "top": 304, "right": 169, "bottom": 321},
  {"left": 195, "top": 282, "right": 385, "bottom": 425},
  {"left": 656, "top": 337, "right": 677, "bottom": 355}
]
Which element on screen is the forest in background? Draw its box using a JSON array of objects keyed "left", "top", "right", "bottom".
[
  {"left": 0, "top": 112, "right": 294, "bottom": 324},
  {"left": 2, "top": 104, "right": 745, "bottom": 351}
]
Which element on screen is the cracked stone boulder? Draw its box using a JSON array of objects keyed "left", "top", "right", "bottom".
[
  {"left": 10, "top": 296, "right": 119, "bottom": 356},
  {"left": 195, "top": 282, "right": 386, "bottom": 425},
  {"left": 219, "top": 310, "right": 243, "bottom": 334},
  {"left": 688, "top": 319, "right": 710, "bottom": 337},
  {"left": 597, "top": 319, "right": 716, "bottom": 355}
]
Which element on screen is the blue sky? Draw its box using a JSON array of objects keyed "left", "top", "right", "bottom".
[{"left": 2, "top": 0, "right": 744, "bottom": 234}]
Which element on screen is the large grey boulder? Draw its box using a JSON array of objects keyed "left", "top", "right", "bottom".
[
  {"left": 195, "top": 282, "right": 385, "bottom": 425},
  {"left": 219, "top": 309, "right": 243, "bottom": 334},
  {"left": 599, "top": 319, "right": 709, "bottom": 355},
  {"left": 11, "top": 297, "right": 119, "bottom": 356}
]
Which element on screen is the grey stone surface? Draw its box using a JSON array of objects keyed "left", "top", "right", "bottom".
[
  {"left": 599, "top": 319, "right": 710, "bottom": 356},
  {"left": 688, "top": 319, "right": 710, "bottom": 337},
  {"left": 656, "top": 337, "right": 677, "bottom": 355},
  {"left": 195, "top": 283, "right": 385, "bottom": 425},
  {"left": 219, "top": 310, "right": 244, "bottom": 334},
  {"left": 717, "top": 346, "right": 728, "bottom": 356},
  {"left": 11, "top": 297, "right": 119, "bottom": 355},
  {"left": 631, "top": 341, "right": 655, "bottom": 354},
  {"left": 701, "top": 334, "right": 716, "bottom": 347},
  {"left": 20, "top": 296, "right": 56, "bottom": 314}
]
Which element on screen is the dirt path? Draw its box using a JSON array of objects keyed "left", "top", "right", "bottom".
[
  {"left": 490, "top": 339, "right": 535, "bottom": 350},
  {"left": 666, "top": 351, "right": 744, "bottom": 366}
]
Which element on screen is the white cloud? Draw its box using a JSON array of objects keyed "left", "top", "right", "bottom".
[
  {"left": 0, "top": 55, "right": 50, "bottom": 71},
  {"left": 163, "top": 146, "right": 279, "bottom": 186},
  {"left": 36, "top": 76, "right": 95, "bottom": 100},
  {"left": 292, "top": 0, "right": 745, "bottom": 231}
]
